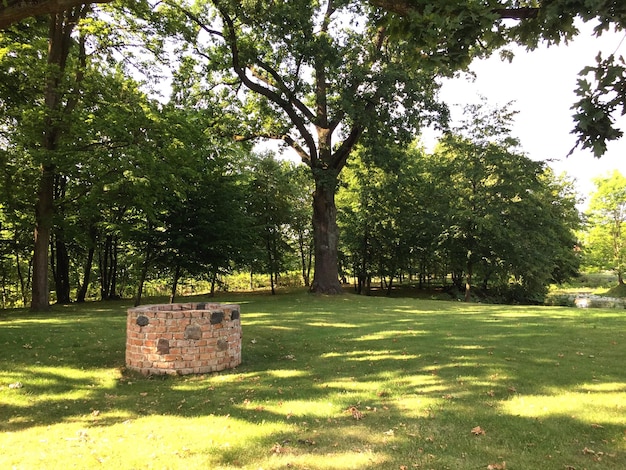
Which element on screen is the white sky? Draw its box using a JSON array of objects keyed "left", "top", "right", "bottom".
[{"left": 427, "top": 22, "right": 626, "bottom": 206}]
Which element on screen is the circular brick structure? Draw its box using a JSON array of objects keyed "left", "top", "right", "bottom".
[{"left": 126, "top": 302, "right": 241, "bottom": 375}]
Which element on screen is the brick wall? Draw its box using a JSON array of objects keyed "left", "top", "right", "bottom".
[{"left": 126, "top": 302, "right": 241, "bottom": 375}]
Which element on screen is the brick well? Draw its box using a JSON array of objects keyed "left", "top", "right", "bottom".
[{"left": 126, "top": 302, "right": 241, "bottom": 375}]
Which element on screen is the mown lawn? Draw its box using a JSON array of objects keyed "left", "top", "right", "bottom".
[{"left": 1, "top": 290, "right": 625, "bottom": 469}]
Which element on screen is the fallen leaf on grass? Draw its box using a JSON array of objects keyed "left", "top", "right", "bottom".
[
  {"left": 591, "top": 423, "right": 604, "bottom": 429},
  {"left": 346, "top": 406, "right": 363, "bottom": 420},
  {"left": 487, "top": 462, "right": 506, "bottom": 470},
  {"left": 471, "top": 426, "right": 486, "bottom": 436},
  {"left": 271, "top": 443, "right": 284, "bottom": 454}
]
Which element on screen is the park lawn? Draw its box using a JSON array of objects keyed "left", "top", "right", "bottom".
[{"left": 0, "top": 290, "right": 624, "bottom": 469}]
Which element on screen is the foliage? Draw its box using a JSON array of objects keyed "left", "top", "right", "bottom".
[
  {"left": 571, "top": 53, "right": 626, "bottom": 157},
  {"left": 582, "top": 170, "right": 626, "bottom": 283},
  {"left": 338, "top": 101, "right": 581, "bottom": 302}
]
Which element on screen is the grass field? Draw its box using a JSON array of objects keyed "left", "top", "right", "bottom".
[{"left": 1, "top": 290, "right": 625, "bottom": 469}]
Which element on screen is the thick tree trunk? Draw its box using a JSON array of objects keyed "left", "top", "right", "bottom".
[
  {"left": 31, "top": 9, "right": 85, "bottom": 310},
  {"left": 310, "top": 177, "right": 343, "bottom": 294}
]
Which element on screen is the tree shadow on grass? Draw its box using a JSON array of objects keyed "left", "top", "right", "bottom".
[{"left": 1, "top": 293, "right": 625, "bottom": 467}]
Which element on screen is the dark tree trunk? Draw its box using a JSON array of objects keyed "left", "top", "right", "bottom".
[
  {"left": 298, "top": 231, "right": 311, "bottom": 287},
  {"left": 31, "top": 8, "right": 86, "bottom": 311},
  {"left": 310, "top": 178, "right": 342, "bottom": 294},
  {"left": 76, "top": 245, "right": 94, "bottom": 303},
  {"left": 266, "top": 233, "right": 276, "bottom": 295},
  {"left": 386, "top": 274, "right": 394, "bottom": 296},
  {"left": 53, "top": 235, "right": 71, "bottom": 303},
  {"left": 169, "top": 264, "right": 181, "bottom": 303},
  {"left": 210, "top": 269, "right": 218, "bottom": 297},
  {"left": 31, "top": 164, "right": 54, "bottom": 311},
  {"left": 14, "top": 247, "right": 28, "bottom": 306},
  {"left": 134, "top": 246, "right": 155, "bottom": 307},
  {"left": 52, "top": 174, "right": 71, "bottom": 304},
  {"left": 99, "top": 234, "right": 118, "bottom": 300},
  {"left": 109, "top": 242, "right": 118, "bottom": 298}
]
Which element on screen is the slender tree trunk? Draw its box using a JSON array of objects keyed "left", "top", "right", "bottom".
[
  {"left": 464, "top": 262, "right": 473, "bottom": 302},
  {"left": 210, "top": 269, "right": 218, "bottom": 297},
  {"left": 53, "top": 235, "right": 71, "bottom": 303},
  {"left": 386, "top": 275, "right": 394, "bottom": 296},
  {"left": 76, "top": 245, "right": 94, "bottom": 303},
  {"left": 14, "top": 248, "right": 28, "bottom": 306},
  {"left": 134, "top": 243, "right": 154, "bottom": 307},
  {"left": 99, "top": 235, "right": 110, "bottom": 299},
  {"left": 52, "top": 174, "right": 71, "bottom": 304},
  {"left": 31, "top": 164, "right": 54, "bottom": 311},
  {"left": 169, "top": 264, "right": 181, "bottom": 303},
  {"left": 109, "top": 241, "right": 118, "bottom": 298},
  {"left": 298, "top": 231, "right": 311, "bottom": 287},
  {"left": 266, "top": 232, "right": 276, "bottom": 295}
]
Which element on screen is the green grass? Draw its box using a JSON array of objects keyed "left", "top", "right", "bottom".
[{"left": 1, "top": 290, "right": 625, "bottom": 469}]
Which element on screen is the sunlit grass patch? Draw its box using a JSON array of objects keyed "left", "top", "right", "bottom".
[{"left": 1, "top": 291, "right": 625, "bottom": 469}]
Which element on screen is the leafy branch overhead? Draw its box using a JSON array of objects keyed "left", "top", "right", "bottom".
[{"left": 571, "top": 53, "right": 626, "bottom": 158}]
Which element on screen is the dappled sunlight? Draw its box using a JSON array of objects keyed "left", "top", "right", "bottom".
[
  {"left": 305, "top": 321, "right": 359, "bottom": 328},
  {"left": 266, "top": 369, "right": 310, "bottom": 379},
  {"left": 2, "top": 294, "right": 625, "bottom": 468},
  {"left": 1, "top": 365, "right": 120, "bottom": 405},
  {"left": 353, "top": 329, "right": 427, "bottom": 341},
  {"left": 321, "top": 350, "right": 419, "bottom": 362},
  {"left": 500, "top": 386, "right": 626, "bottom": 425}
]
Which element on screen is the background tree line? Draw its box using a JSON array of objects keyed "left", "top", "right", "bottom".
[{"left": 0, "top": 1, "right": 624, "bottom": 309}]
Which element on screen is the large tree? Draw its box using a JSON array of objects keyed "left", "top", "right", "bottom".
[
  {"left": 159, "top": 0, "right": 621, "bottom": 294},
  {"left": 584, "top": 170, "right": 626, "bottom": 284},
  {"left": 167, "top": 0, "right": 484, "bottom": 293}
]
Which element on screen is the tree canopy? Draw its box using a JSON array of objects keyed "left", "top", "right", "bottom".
[{"left": 0, "top": 0, "right": 621, "bottom": 306}]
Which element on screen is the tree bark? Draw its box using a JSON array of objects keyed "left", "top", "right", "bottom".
[
  {"left": 76, "top": 245, "right": 94, "bottom": 303},
  {"left": 31, "top": 164, "right": 55, "bottom": 311},
  {"left": 464, "top": 261, "right": 473, "bottom": 302},
  {"left": 169, "top": 264, "right": 181, "bottom": 304},
  {"left": 52, "top": 234, "right": 71, "bottom": 303},
  {"left": 31, "top": 9, "right": 85, "bottom": 310},
  {"left": 310, "top": 175, "right": 343, "bottom": 294}
]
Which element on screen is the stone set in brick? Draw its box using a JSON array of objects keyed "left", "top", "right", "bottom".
[{"left": 126, "top": 302, "right": 242, "bottom": 375}]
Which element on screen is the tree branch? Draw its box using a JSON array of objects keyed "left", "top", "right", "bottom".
[
  {"left": 0, "top": 0, "right": 112, "bottom": 29},
  {"left": 218, "top": 6, "right": 318, "bottom": 162},
  {"left": 369, "top": 0, "right": 539, "bottom": 20}
]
